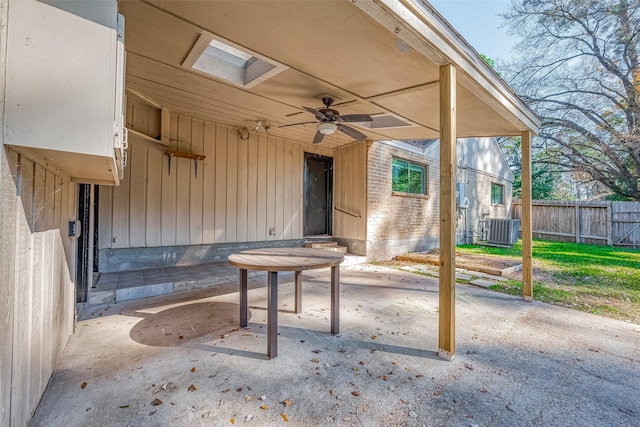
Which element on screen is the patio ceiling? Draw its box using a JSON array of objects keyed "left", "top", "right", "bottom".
[{"left": 119, "top": 0, "right": 540, "bottom": 149}]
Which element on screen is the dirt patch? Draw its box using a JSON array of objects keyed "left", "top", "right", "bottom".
[{"left": 394, "top": 251, "right": 522, "bottom": 275}]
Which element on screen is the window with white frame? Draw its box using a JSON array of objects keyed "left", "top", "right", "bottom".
[
  {"left": 392, "top": 158, "right": 427, "bottom": 195},
  {"left": 491, "top": 182, "right": 505, "bottom": 205}
]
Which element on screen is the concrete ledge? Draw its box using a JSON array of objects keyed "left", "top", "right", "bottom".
[{"left": 99, "top": 239, "right": 305, "bottom": 273}]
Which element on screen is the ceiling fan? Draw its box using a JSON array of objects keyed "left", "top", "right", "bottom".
[{"left": 280, "top": 97, "right": 373, "bottom": 144}]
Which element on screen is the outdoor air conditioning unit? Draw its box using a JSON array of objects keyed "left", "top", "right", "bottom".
[{"left": 487, "top": 219, "right": 521, "bottom": 247}]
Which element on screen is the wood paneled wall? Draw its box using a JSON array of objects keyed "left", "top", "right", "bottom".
[
  {"left": 333, "top": 141, "right": 367, "bottom": 240},
  {"left": 100, "top": 103, "right": 334, "bottom": 250},
  {"left": 0, "top": 148, "right": 76, "bottom": 426}
]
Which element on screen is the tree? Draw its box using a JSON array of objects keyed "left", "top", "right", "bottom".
[
  {"left": 498, "top": 136, "right": 559, "bottom": 199},
  {"left": 502, "top": 0, "right": 640, "bottom": 200}
]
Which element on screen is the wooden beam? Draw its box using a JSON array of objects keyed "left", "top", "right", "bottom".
[
  {"left": 126, "top": 86, "right": 162, "bottom": 109},
  {"left": 438, "top": 63, "right": 456, "bottom": 361},
  {"left": 161, "top": 107, "right": 171, "bottom": 146},
  {"left": 521, "top": 130, "right": 533, "bottom": 301}
]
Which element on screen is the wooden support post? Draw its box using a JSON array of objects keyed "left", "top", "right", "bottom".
[
  {"left": 521, "top": 130, "right": 533, "bottom": 301},
  {"left": 438, "top": 63, "right": 456, "bottom": 361}
]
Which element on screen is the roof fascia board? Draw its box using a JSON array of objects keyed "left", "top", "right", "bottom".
[{"left": 353, "top": 0, "right": 541, "bottom": 134}]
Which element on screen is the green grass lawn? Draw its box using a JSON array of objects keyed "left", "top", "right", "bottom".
[{"left": 456, "top": 240, "right": 640, "bottom": 323}]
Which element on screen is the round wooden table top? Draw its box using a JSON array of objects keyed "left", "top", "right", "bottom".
[{"left": 228, "top": 247, "right": 344, "bottom": 272}]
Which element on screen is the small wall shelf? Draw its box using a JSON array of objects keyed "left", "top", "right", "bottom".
[{"left": 164, "top": 150, "right": 206, "bottom": 177}]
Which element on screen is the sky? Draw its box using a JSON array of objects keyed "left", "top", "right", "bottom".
[{"left": 429, "top": 0, "right": 515, "bottom": 62}]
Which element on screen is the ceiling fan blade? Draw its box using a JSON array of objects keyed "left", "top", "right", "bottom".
[
  {"left": 313, "top": 130, "right": 325, "bottom": 144},
  {"left": 339, "top": 114, "right": 373, "bottom": 123},
  {"left": 278, "top": 121, "right": 318, "bottom": 128},
  {"left": 303, "top": 106, "right": 328, "bottom": 121},
  {"left": 336, "top": 123, "right": 367, "bottom": 141}
]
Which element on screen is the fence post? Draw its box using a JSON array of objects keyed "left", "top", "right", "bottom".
[
  {"left": 607, "top": 202, "right": 612, "bottom": 246},
  {"left": 575, "top": 203, "right": 580, "bottom": 243}
]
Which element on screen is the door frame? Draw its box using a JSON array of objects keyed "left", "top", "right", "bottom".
[{"left": 303, "top": 152, "right": 333, "bottom": 236}]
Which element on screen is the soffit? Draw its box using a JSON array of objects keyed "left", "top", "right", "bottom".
[{"left": 120, "top": 0, "right": 537, "bottom": 149}]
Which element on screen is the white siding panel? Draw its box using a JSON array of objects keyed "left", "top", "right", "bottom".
[
  {"left": 99, "top": 112, "right": 326, "bottom": 254},
  {"left": 1, "top": 148, "right": 76, "bottom": 426},
  {"left": 175, "top": 116, "right": 191, "bottom": 246},
  {"left": 202, "top": 122, "right": 216, "bottom": 244},
  {"left": 189, "top": 119, "right": 204, "bottom": 245}
]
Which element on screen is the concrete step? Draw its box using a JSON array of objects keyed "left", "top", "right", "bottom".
[{"left": 304, "top": 241, "right": 348, "bottom": 254}]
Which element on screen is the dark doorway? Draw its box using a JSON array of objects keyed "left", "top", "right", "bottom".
[
  {"left": 304, "top": 153, "right": 333, "bottom": 236},
  {"left": 76, "top": 184, "right": 91, "bottom": 303},
  {"left": 75, "top": 184, "right": 99, "bottom": 303}
]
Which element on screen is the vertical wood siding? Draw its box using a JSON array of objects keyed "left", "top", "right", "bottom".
[
  {"left": 0, "top": 148, "right": 76, "bottom": 426},
  {"left": 101, "top": 105, "right": 333, "bottom": 250},
  {"left": 333, "top": 141, "right": 367, "bottom": 240}
]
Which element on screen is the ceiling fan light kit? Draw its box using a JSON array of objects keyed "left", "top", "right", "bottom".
[
  {"left": 318, "top": 122, "right": 338, "bottom": 135},
  {"left": 279, "top": 96, "right": 374, "bottom": 144}
]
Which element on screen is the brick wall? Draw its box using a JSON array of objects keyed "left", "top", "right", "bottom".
[
  {"left": 459, "top": 166, "right": 512, "bottom": 243},
  {"left": 366, "top": 142, "right": 440, "bottom": 260},
  {"left": 365, "top": 142, "right": 514, "bottom": 259}
]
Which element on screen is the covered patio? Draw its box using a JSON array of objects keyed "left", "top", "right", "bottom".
[
  {"left": 31, "top": 264, "right": 639, "bottom": 425},
  {"left": 114, "top": 0, "right": 540, "bottom": 361}
]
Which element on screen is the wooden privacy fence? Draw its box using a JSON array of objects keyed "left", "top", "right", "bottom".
[{"left": 512, "top": 200, "right": 640, "bottom": 248}]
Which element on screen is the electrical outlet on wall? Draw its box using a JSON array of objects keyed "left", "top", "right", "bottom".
[{"left": 269, "top": 227, "right": 276, "bottom": 235}]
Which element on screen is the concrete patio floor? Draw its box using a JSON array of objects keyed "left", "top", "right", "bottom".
[{"left": 31, "top": 263, "right": 639, "bottom": 426}]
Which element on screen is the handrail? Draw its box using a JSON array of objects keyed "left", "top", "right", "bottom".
[{"left": 334, "top": 207, "right": 361, "bottom": 218}]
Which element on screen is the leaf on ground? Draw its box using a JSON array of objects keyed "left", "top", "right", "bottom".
[
  {"left": 260, "top": 404, "right": 268, "bottom": 410},
  {"left": 371, "top": 335, "right": 377, "bottom": 340},
  {"left": 260, "top": 395, "right": 267, "bottom": 401},
  {"left": 379, "top": 375, "right": 389, "bottom": 381},
  {"left": 351, "top": 391, "right": 360, "bottom": 397},
  {"left": 149, "top": 410, "right": 157, "bottom": 416},
  {"left": 245, "top": 395, "right": 252, "bottom": 401},
  {"left": 338, "top": 349, "right": 346, "bottom": 353},
  {"left": 188, "top": 384, "right": 198, "bottom": 392},
  {"left": 358, "top": 361, "right": 365, "bottom": 365},
  {"left": 151, "top": 398, "right": 162, "bottom": 406},
  {"left": 479, "top": 388, "right": 489, "bottom": 393},
  {"left": 312, "top": 349, "right": 322, "bottom": 354},
  {"left": 363, "top": 404, "right": 368, "bottom": 412},
  {"left": 222, "top": 388, "right": 230, "bottom": 393},
  {"left": 191, "top": 367, "right": 196, "bottom": 373},
  {"left": 281, "top": 413, "right": 289, "bottom": 422},
  {"left": 391, "top": 361, "right": 399, "bottom": 365},
  {"left": 119, "top": 405, "right": 129, "bottom": 409},
  {"left": 464, "top": 363, "right": 473, "bottom": 370},
  {"left": 236, "top": 387, "right": 243, "bottom": 392},
  {"left": 245, "top": 414, "right": 253, "bottom": 422},
  {"left": 80, "top": 382, "right": 87, "bottom": 389},
  {"left": 329, "top": 389, "right": 334, "bottom": 396},
  {"left": 415, "top": 375, "right": 424, "bottom": 379},
  {"left": 230, "top": 417, "right": 235, "bottom": 424},
  {"left": 311, "top": 358, "right": 320, "bottom": 363},
  {"left": 433, "top": 390, "right": 441, "bottom": 396},
  {"left": 283, "top": 399, "right": 293, "bottom": 407}
]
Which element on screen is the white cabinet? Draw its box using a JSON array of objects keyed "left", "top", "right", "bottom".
[{"left": 4, "top": 0, "right": 126, "bottom": 185}]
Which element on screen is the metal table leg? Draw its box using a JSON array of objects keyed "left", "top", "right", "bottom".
[
  {"left": 267, "top": 271, "right": 278, "bottom": 358},
  {"left": 239, "top": 268, "right": 248, "bottom": 327},
  {"left": 331, "top": 266, "right": 340, "bottom": 335},
  {"left": 294, "top": 270, "right": 302, "bottom": 313}
]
